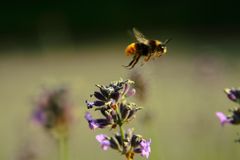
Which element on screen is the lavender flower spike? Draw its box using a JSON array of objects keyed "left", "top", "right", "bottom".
[
  {"left": 32, "top": 87, "right": 73, "bottom": 133},
  {"left": 216, "top": 112, "right": 231, "bottom": 126},
  {"left": 140, "top": 139, "right": 151, "bottom": 159},
  {"left": 96, "top": 134, "right": 111, "bottom": 150}
]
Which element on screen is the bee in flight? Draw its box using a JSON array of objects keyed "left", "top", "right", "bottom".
[{"left": 123, "top": 28, "right": 171, "bottom": 69}]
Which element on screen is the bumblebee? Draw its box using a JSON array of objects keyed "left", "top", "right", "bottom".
[{"left": 123, "top": 28, "right": 171, "bottom": 69}]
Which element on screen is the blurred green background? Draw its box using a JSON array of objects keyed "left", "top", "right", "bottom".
[{"left": 1, "top": 1, "right": 240, "bottom": 160}]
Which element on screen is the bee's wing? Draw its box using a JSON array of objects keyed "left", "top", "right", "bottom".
[{"left": 133, "top": 28, "right": 148, "bottom": 44}]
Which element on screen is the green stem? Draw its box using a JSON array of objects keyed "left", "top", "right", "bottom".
[
  {"left": 116, "top": 104, "right": 125, "bottom": 141},
  {"left": 59, "top": 136, "right": 68, "bottom": 160},
  {"left": 119, "top": 124, "right": 125, "bottom": 141}
]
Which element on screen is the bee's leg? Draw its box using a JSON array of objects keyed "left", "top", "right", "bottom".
[
  {"left": 140, "top": 54, "right": 152, "bottom": 66},
  {"left": 123, "top": 55, "right": 137, "bottom": 68},
  {"left": 151, "top": 53, "right": 157, "bottom": 60},
  {"left": 145, "top": 55, "right": 152, "bottom": 62},
  {"left": 156, "top": 52, "right": 163, "bottom": 57},
  {"left": 129, "top": 55, "right": 141, "bottom": 69}
]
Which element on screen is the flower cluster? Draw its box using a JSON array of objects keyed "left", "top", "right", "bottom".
[
  {"left": 85, "top": 79, "right": 151, "bottom": 159},
  {"left": 216, "top": 88, "right": 240, "bottom": 126},
  {"left": 96, "top": 129, "right": 151, "bottom": 159},
  {"left": 32, "top": 87, "right": 73, "bottom": 138},
  {"left": 86, "top": 79, "right": 136, "bottom": 109}
]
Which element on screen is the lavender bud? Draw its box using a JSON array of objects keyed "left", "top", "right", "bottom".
[
  {"left": 99, "top": 87, "right": 110, "bottom": 98},
  {"left": 224, "top": 88, "right": 240, "bottom": 103},
  {"left": 127, "top": 107, "right": 142, "bottom": 120},
  {"left": 100, "top": 108, "right": 112, "bottom": 120},
  {"left": 125, "top": 128, "right": 134, "bottom": 142},
  {"left": 95, "top": 118, "right": 112, "bottom": 128},
  {"left": 94, "top": 91, "right": 107, "bottom": 101},
  {"left": 120, "top": 103, "right": 131, "bottom": 121},
  {"left": 231, "top": 108, "right": 240, "bottom": 124},
  {"left": 109, "top": 137, "right": 122, "bottom": 151},
  {"left": 110, "top": 92, "right": 120, "bottom": 102},
  {"left": 114, "top": 134, "right": 123, "bottom": 146},
  {"left": 94, "top": 100, "right": 105, "bottom": 107},
  {"left": 131, "top": 134, "right": 143, "bottom": 147}
]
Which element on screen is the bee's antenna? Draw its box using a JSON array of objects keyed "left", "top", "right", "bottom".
[{"left": 163, "top": 38, "right": 172, "bottom": 45}]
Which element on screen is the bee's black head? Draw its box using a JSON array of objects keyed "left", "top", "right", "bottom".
[
  {"left": 156, "top": 44, "right": 167, "bottom": 54},
  {"left": 159, "top": 38, "right": 171, "bottom": 54}
]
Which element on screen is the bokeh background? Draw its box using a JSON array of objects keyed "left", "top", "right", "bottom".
[{"left": 1, "top": 1, "right": 240, "bottom": 160}]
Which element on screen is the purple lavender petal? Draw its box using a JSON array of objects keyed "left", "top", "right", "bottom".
[
  {"left": 85, "top": 100, "right": 95, "bottom": 109},
  {"left": 96, "top": 134, "right": 105, "bottom": 142},
  {"left": 216, "top": 112, "right": 231, "bottom": 126},
  {"left": 85, "top": 112, "right": 99, "bottom": 130},
  {"left": 89, "top": 121, "right": 99, "bottom": 130},
  {"left": 84, "top": 112, "right": 92, "bottom": 121},
  {"left": 140, "top": 139, "right": 151, "bottom": 159},
  {"left": 122, "top": 83, "right": 136, "bottom": 97},
  {"left": 126, "top": 88, "right": 136, "bottom": 97},
  {"left": 96, "top": 134, "right": 110, "bottom": 150}
]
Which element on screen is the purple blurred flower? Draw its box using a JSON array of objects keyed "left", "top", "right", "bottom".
[
  {"left": 32, "top": 87, "right": 73, "bottom": 131},
  {"left": 216, "top": 112, "right": 231, "bottom": 126},
  {"left": 32, "top": 108, "right": 46, "bottom": 124},
  {"left": 140, "top": 139, "right": 151, "bottom": 159},
  {"left": 96, "top": 134, "right": 111, "bottom": 150}
]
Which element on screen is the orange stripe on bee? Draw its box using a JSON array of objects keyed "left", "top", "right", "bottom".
[{"left": 125, "top": 43, "right": 136, "bottom": 56}]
